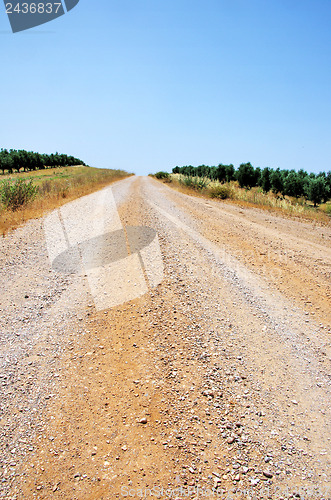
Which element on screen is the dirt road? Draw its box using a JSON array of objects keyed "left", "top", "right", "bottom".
[{"left": 1, "top": 176, "right": 330, "bottom": 500}]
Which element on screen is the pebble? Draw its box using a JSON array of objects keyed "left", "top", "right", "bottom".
[{"left": 0, "top": 179, "right": 330, "bottom": 500}]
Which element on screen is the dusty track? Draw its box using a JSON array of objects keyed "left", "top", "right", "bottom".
[{"left": 1, "top": 176, "right": 330, "bottom": 500}]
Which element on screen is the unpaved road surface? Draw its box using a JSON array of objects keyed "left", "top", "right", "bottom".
[{"left": 0, "top": 176, "right": 330, "bottom": 500}]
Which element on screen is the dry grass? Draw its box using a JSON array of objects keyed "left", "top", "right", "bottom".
[
  {"left": 0, "top": 166, "right": 132, "bottom": 235},
  {"left": 166, "top": 174, "right": 331, "bottom": 225}
]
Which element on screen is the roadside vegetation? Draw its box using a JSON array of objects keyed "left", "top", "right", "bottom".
[
  {"left": 0, "top": 148, "right": 85, "bottom": 174},
  {"left": 0, "top": 166, "right": 132, "bottom": 235},
  {"left": 153, "top": 163, "right": 331, "bottom": 222}
]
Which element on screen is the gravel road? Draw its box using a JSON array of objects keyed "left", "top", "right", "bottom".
[{"left": 0, "top": 176, "right": 330, "bottom": 500}]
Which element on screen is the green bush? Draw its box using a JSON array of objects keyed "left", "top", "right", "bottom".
[
  {"left": 179, "top": 175, "right": 210, "bottom": 190},
  {"left": 0, "top": 178, "right": 38, "bottom": 211},
  {"left": 178, "top": 175, "right": 193, "bottom": 188},
  {"left": 209, "top": 185, "right": 232, "bottom": 199},
  {"left": 154, "top": 171, "right": 170, "bottom": 179}
]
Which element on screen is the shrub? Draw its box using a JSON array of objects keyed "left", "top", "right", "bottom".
[
  {"left": 209, "top": 185, "right": 233, "bottom": 199},
  {"left": 179, "top": 175, "right": 210, "bottom": 190},
  {"left": 154, "top": 171, "right": 170, "bottom": 179},
  {"left": 179, "top": 175, "right": 194, "bottom": 188},
  {"left": 0, "top": 178, "right": 38, "bottom": 211},
  {"left": 39, "top": 179, "right": 53, "bottom": 194}
]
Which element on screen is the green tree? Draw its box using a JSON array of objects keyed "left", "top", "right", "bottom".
[
  {"left": 270, "top": 168, "right": 284, "bottom": 194},
  {"left": 237, "top": 162, "right": 256, "bottom": 188},
  {"left": 254, "top": 167, "right": 261, "bottom": 187},
  {"left": 2, "top": 154, "right": 14, "bottom": 174},
  {"left": 283, "top": 171, "right": 305, "bottom": 197},
  {"left": 216, "top": 164, "right": 227, "bottom": 183},
  {"left": 307, "top": 177, "right": 328, "bottom": 206},
  {"left": 225, "top": 164, "right": 235, "bottom": 182},
  {"left": 260, "top": 167, "right": 272, "bottom": 193},
  {"left": 209, "top": 166, "right": 218, "bottom": 180},
  {"left": 325, "top": 171, "right": 331, "bottom": 200}
]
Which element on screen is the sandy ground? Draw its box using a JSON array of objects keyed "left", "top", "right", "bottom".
[{"left": 0, "top": 176, "right": 330, "bottom": 500}]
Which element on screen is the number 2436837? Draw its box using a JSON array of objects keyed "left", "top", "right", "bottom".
[{"left": 6, "top": 2, "right": 62, "bottom": 14}]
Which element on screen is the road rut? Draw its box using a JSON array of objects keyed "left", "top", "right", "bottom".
[{"left": 1, "top": 176, "right": 330, "bottom": 500}]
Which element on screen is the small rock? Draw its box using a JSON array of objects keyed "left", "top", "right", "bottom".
[
  {"left": 203, "top": 390, "right": 214, "bottom": 398},
  {"left": 263, "top": 471, "right": 273, "bottom": 479},
  {"left": 139, "top": 417, "right": 148, "bottom": 424}
]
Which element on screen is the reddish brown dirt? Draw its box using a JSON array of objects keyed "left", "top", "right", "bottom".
[{"left": 1, "top": 176, "right": 330, "bottom": 500}]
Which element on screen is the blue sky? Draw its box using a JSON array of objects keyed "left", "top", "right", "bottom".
[{"left": 1, "top": 0, "right": 330, "bottom": 175}]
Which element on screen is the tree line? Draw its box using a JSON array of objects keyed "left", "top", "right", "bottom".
[
  {"left": 172, "top": 163, "right": 331, "bottom": 206},
  {"left": 0, "top": 148, "right": 86, "bottom": 174}
]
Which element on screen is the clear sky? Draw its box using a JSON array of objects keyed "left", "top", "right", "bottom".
[{"left": 1, "top": 0, "right": 330, "bottom": 175}]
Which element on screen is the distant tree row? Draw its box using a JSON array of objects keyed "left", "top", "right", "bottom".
[
  {"left": 0, "top": 148, "right": 86, "bottom": 174},
  {"left": 172, "top": 163, "right": 331, "bottom": 206}
]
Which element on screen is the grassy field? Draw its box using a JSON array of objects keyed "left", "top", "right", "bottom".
[
  {"left": 162, "top": 174, "right": 331, "bottom": 224},
  {"left": 0, "top": 166, "right": 132, "bottom": 235}
]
